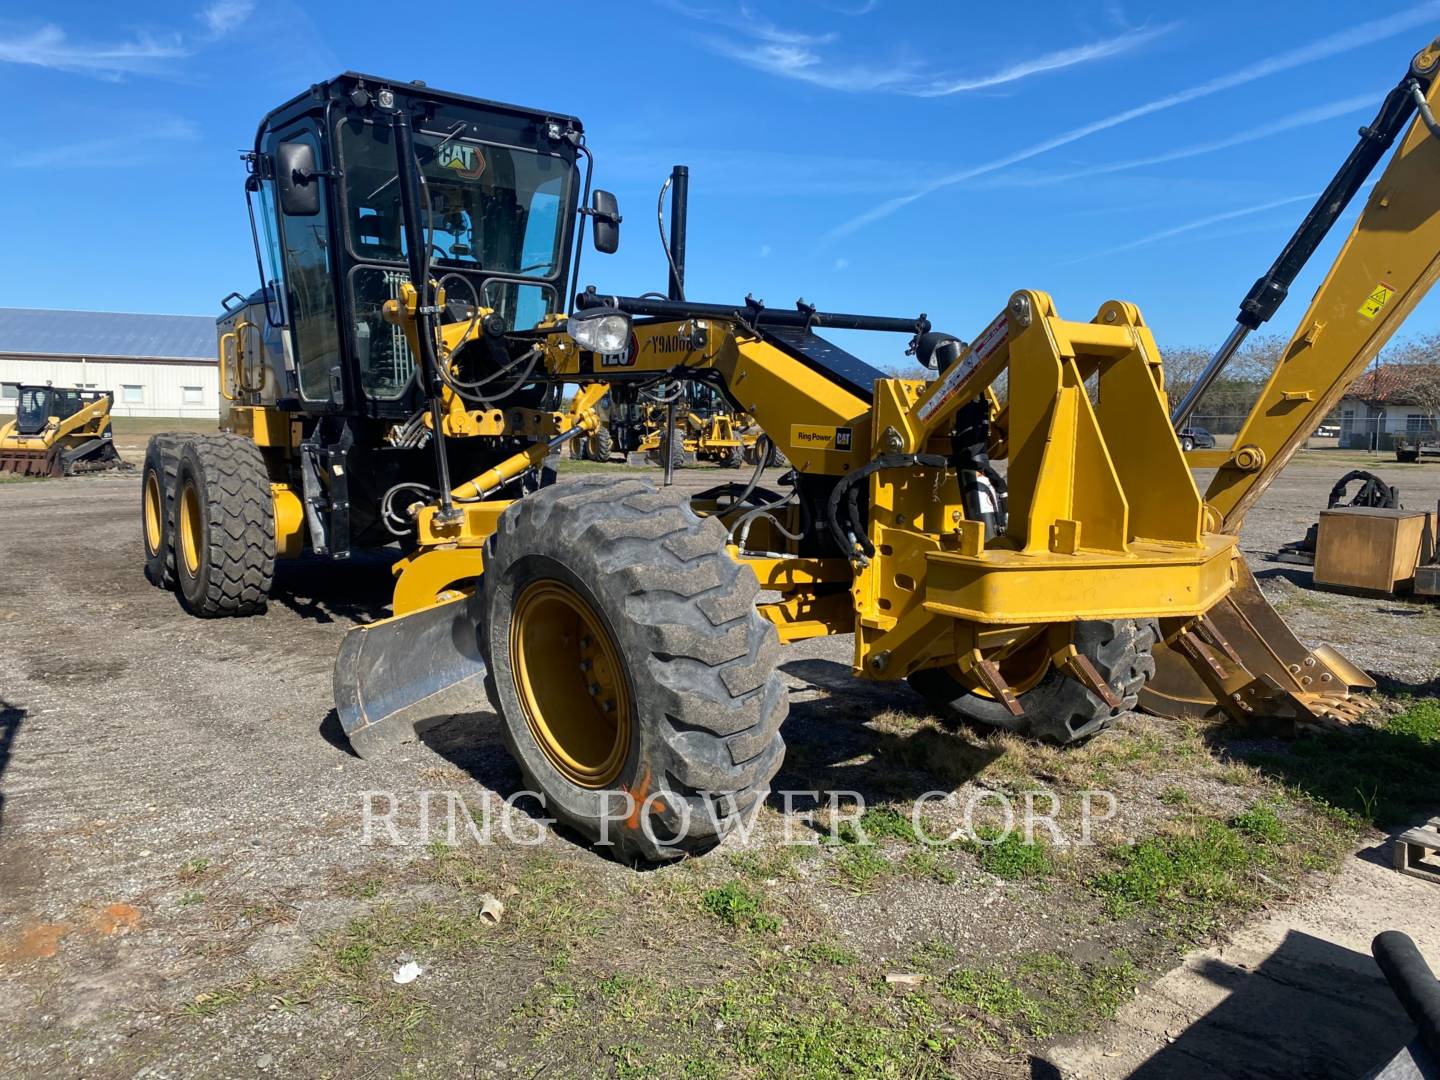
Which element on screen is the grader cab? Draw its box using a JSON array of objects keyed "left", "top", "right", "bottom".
[{"left": 144, "top": 39, "right": 1440, "bottom": 862}]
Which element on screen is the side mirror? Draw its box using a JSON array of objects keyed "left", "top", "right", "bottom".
[
  {"left": 591, "top": 190, "right": 621, "bottom": 254},
  {"left": 277, "top": 141, "right": 320, "bottom": 217}
]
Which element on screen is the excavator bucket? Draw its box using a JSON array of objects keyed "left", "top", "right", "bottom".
[
  {"left": 0, "top": 447, "right": 62, "bottom": 478},
  {"left": 333, "top": 593, "right": 489, "bottom": 758},
  {"left": 1139, "top": 557, "right": 1375, "bottom": 729}
]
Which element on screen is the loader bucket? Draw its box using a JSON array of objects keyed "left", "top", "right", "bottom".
[
  {"left": 333, "top": 592, "right": 489, "bottom": 758},
  {"left": 0, "top": 448, "right": 62, "bottom": 478},
  {"left": 1139, "top": 556, "right": 1375, "bottom": 728}
]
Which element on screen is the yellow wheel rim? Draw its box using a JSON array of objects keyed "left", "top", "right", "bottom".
[
  {"left": 143, "top": 472, "right": 163, "bottom": 556},
  {"left": 955, "top": 629, "right": 1053, "bottom": 700},
  {"left": 178, "top": 481, "right": 202, "bottom": 576},
  {"left": 510, "top": 578, "right": 631, "bottom": 789}
]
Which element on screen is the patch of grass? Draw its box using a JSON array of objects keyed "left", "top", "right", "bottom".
[
  {"left": 830, "top": 844, "right": 893, "bottom": 893},
  {"left": 1231, "top": 802, "right": 1288, "bottom": 844},
  {"left": 177, "top": 857, "right": 211, "bottom": 882},
  {"left": 838, "top": 805, "right": 919, "bottom": 846},
  {"left": 1158, "top": 786, "right": 1191, "bottom": 807},
  {"left": 180, "top": 985, "right": 246, "bottom": 1018},
  {"left": 552, "top": 459, "right": 649, "bottom": 475},
  {"left": 1388, "top": 698, "right": 1440, "bottom": 743},
  {"left": 974, "top": 829, "right": 1052, "bottom": 881},
  {"left": 711, "top": 960, "right": 956, "bottom": 1078},
  {"left": 900, "top": 847, "right": 958, "bottom": 885},
  {"left": 341, "top": 877, "right": 384, "bottom": 900},
  {"left": 1235, "top": 701, "right": 1440, "bottom": 826},
  {"left": 727, "top": 845, "right": 803, "bottom": 882},
  {"left": 178, "top": 890, "right": 206, "bottom": 907},
  {"left": 700, "top": 881, "right": 780, "bottom": 933},
  {"left": 1088, "top": 817, "right": 1272, "bottom": 939},
  {"left": 799, "top": 940, "right": 859, "bottom": 967},
  {"left": 943, "top": 966, "right": 1040, "bottom": 1025},
  {"left": 597, "top": 972, "right": 659, "bottom": 1023},
  {"left": 942, "top": 952, "right": 1139, "bottom": 1043}
]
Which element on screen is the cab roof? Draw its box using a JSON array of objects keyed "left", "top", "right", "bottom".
[{"left": 256, "top": 71, "right": 584, "bottom": 144}]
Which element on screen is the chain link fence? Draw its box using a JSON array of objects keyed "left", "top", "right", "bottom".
[{"left": 1183, "top": 413, "right": 1438, "bottom": 453}]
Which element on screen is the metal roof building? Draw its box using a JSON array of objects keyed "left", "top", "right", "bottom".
[{"left": 0, "top": 307, "right": 219, "bottom": 418}]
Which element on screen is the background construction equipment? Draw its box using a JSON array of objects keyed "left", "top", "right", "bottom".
[{"left": 0, "top": 385, "right": 125, "bottom": 477}]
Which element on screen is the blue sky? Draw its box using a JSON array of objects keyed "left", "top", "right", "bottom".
[{"left": 2, "top": 0, "right": 1438, "bottom": 366}]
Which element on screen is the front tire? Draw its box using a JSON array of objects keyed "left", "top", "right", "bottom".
[
  {"left": 479, "top": 476, "right": 787, "bottom": 863},
  {"left": 174, "top": 435, "right": 276, "bottom": 617},
  {"left": 907, "top": 620, "right": 1157, "bottom": 745}
]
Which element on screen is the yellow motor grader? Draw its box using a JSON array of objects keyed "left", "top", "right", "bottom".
[
  {"left": 145, "top": 42, "right": 1440, "bottom": 861},
  {"left": 0, "top": 385, "right": 124, "bottom": 477},
  {"left": 630, "top": 382, "right": 748, "bottom": 468}
]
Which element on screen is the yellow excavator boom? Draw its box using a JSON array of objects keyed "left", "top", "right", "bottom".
[{"left": 1143, "top": 36, "right": 1440, "bottom": 723}]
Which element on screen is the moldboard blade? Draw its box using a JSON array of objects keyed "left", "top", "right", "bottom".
[{"left": 333, "top": 593, "right": 488, "bottom": 758}]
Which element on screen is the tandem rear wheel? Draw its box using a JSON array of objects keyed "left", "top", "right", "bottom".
[
  {"left": 142, "top": 433, "right": 276, "bottom": 617},
  {"left": 907, "top": 620, "right": 1158, "bottom": 745}
]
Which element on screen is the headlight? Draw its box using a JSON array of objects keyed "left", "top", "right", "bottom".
[{"left": 568, "top": 308, "right": 631, "bottom": 354}]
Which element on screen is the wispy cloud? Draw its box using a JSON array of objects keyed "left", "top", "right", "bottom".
[
  {"left": 826, "top": 3, "right": 1440, "bottom": 239},
  {"left": 1063, "top": 193, "right": 1319, "bottom": 263},
  {"left": 4, "top": 116, "right": 200, "bottom": 168},
  {"left": 0, "top": 3, "right": 252, "bottom": 80},
  {"left": 1000, "top": 93, "right": 1378, "bottom": 188},
  {"left": 915, "top": 25, "right": 1174, "bottom": 96},
  {"left": 664, "top": 1, "right": 1171, "bottom": 96},
  {"left": 0, "top": 25, "right": 187, "bottom": 78},
  {"left": 200, "top": 0, "right": 254, "bottom": 38}
]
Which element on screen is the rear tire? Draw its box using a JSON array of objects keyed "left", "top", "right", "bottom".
[
  {"left": 907, "top": 620, "right": 1157, "bottom": 745},
  {"left": 588, "top": 426, "right": 614, "bottom": 462},
  {"left": 141, "top": 434, "right": 185, "bottom": 588},
  {"left": 174, "top": 435, "right": 276, "bottom": 617},
  {"left": 722, "top": 444, "right": 745, "bottom": 469},
  {"left": 649, "top": 435, "right": 689, "bottom": 471},
  {"left": 479, "top": 476, "right": 787, "bottom": 863}
]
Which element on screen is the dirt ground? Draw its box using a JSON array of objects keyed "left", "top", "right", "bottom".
[{"left": 1, "top": 449, "right": 1437, "bottom": 1078}]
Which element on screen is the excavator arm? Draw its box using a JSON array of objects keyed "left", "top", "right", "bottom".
[
  {"left": 1142, "top": 36, "right": 1440, "bottom": 724},
  {"left": 1186, "top": 37, "right": 1440, "bottom": 529}
]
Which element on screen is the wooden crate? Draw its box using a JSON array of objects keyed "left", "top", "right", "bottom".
[{"left": 1313, "top": 507, "right": 1434, "bottom": 594}]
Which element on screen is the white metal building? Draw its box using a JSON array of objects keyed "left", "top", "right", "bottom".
[{"left": 0, "top": 308, "right": 218, "bottom": 419}]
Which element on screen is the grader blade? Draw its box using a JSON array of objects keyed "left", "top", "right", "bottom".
[
  {"left": 333, "top": 593, "right": 488, "bottom": 758},
  {"left": 1139, "top": 558, "right": 1374, "bottom": 728}
]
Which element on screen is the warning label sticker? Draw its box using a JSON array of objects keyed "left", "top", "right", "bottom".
[
  {"left": 916, "top": 312, "right": 1008, "bottom": 423},
  {"left": 1358, "top": 281, "right": 1394, "bottom": 320}
]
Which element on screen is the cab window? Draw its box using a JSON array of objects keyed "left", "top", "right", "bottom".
[{"left": 272, "top": 127, "right": 341, "bottom": 402}]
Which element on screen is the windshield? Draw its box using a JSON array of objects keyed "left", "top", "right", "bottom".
[
  {"left": 16, "top": 389, "right": 52, "bottom": 434},
  {"left": 339, "top": 118, "right": 569, "bottom": 279}
]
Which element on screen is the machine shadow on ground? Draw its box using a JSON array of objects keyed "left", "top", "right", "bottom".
[
  {"left": 271, "top": 549, "right": 399, "bottom": 626},
  {"left": 774, "top": 657, "right": 1004, "bottom": 811},
  {"left": 0, "top": 701, "right": 22, "bottom": 839},
  {"left": 399, "top": 655, "right": 1003, "bottom": 855},
  {"left": 1206, "top": 715, "right": 1440, "bottom": 830},
  {"left": 1032, "top": 930, "right": 1419, "bottom": 1079}
]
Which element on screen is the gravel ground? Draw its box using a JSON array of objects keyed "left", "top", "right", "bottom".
[{"left": 0, "top": 451, "right": 1436, "bottom": 1077}]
